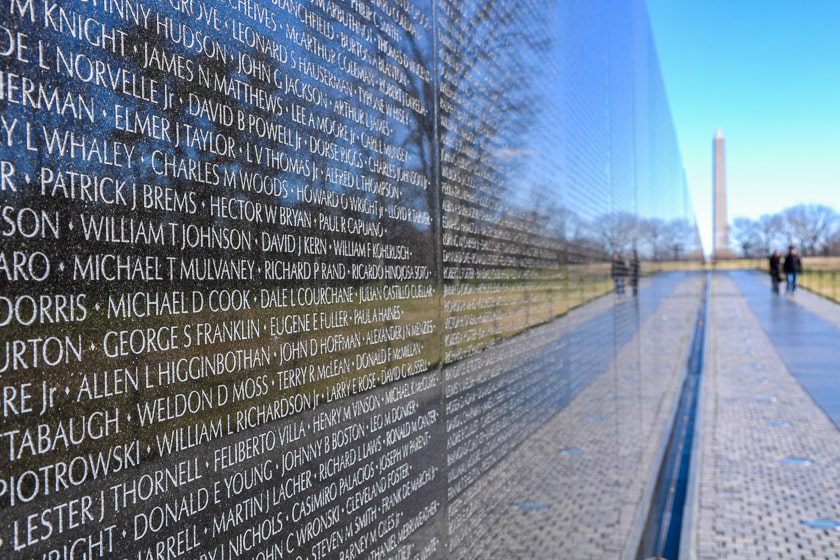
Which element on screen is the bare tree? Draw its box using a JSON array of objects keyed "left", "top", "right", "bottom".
[
  {"left": 827, "top": 230, "right": 840, "bottom": 255},
  {"left": 730, "top": 205, "right": 840, "bottom": 258},
  {"left": 756, "top": 214, "right": 784, "bottom": 256},
  {"left": 731, "top": 217, "right": 759, "bottom": 257},
  {"left": 782, "top": 204, "right": 839, "bottom": 255}
]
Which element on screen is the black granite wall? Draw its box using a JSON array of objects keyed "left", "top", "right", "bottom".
[{"left": 0, "top": 0, "right": 700, "bottom": 558}]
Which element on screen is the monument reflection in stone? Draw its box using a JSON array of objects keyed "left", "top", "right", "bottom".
[{"left": 0, "top": 0, "right": 699, "bottom": 558}]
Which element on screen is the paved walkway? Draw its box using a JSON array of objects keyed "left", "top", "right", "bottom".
[
  {"left": 733, "top": 271, "right": 840, "bottom": 426},
  {"left": 448, "top": 273, "right": 705, "bottom": 559},
  {"left": 683, "top": 272, "right": 840, "bottom": 559}
]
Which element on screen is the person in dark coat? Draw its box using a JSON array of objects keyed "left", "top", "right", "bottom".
[
  {"left": 783, "top": 245, "right": 803, "bottom": 294},
  {"left": 628, "top": 250, "right": 641, "bottom": 297},
  {"left": 769, "top": 250, "right": 782, "bottom": 293},
  {"left": 610, "top": 252, "right": 627, "bottom": 295}
]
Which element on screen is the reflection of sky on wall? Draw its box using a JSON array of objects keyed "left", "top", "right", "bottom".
[{"left": 503, "top": 1, "right": 697, "bottom": 239}]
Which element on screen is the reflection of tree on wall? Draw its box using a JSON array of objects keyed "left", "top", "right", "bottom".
[
  {"left": 661, "top": 218, "right": 695, "bottom": 260},
  {"left": 377, "top": 11, "right": 437, "bottom": 267},
  {"left": 585, "top": 211, "right": 701, "bottom": 261},
  {"left": 596, "top": 212, "right": 641, "bottom": 255},
  {"left": 521, "top": 190, "right": 568, "bottom": 262},
  {"left": 438, "top": 0, "right": 550, "bottom": 254}
]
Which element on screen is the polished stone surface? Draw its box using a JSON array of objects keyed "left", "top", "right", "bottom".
[{"left": 732, "top": 271, "right": 840, "bottom": 427}]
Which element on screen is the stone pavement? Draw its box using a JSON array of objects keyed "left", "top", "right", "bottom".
[
  {"left": 682, "top": 272, "right": 840, "bottom": 559},
  {"left": 732, "top": 271, "right": 840, "bottom": 427},
  {"left": 448, "top": 273, "right": 704, "bottom": 559}
]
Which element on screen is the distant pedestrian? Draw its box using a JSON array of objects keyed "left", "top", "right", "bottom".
[
  {"left": 769, "top": 250, "right": 782, "bottom": 293},
  {"left": 783, "top": 245, "right": 803, "bottom": 294},
  {"left": 629, "top": 250, "right": 641, "bottom": 297},
  {"left": 611, "top": 252, "right": 627, "bottom": 295}
]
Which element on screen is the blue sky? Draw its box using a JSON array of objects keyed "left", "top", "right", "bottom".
[{"left": 647, "top": 0, "right": 840, "bottom": 252}]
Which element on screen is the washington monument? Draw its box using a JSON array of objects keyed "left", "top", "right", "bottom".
[{"left": 712, "top": 128, "right": 731, "bottom": 259}]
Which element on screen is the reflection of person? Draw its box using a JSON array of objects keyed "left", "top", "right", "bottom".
[
  {"left": 610, "top": 252, "right": 627, "bottom": 295},
  {"left": 629, "top": 250, "right": 640, "bottom": 297},
  {"left": 783, "top": 245, "right": 802, "bottom": 294},
  {"left": 768, "top": 250, "right": 782, "bottom": 294}
]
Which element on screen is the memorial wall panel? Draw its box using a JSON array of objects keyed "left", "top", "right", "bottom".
[{"left": 0, "top": 0, "right": 701, "bottom": 558}]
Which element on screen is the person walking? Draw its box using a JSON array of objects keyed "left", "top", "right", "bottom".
[
  {"left": 783, "top": 245, "right": 803, "bottom": 294},
  {"left": 611, "top": 252, "right": 627, "bottom": 295},
  {"left": 769, "top": 250, "right": 782, "bottom": 294},
  {"left": 628, "top": 250, "right": 641, "bottom": 297}
]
